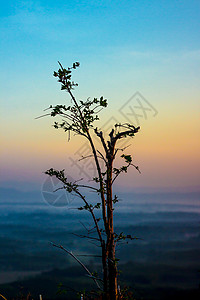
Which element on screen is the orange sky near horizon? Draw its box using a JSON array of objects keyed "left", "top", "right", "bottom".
[{"left": 1, "top": 98, "right": 199, "bottom": 192}]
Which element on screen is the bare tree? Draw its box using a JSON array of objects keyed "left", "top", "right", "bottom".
[{"left": 39, "top": 62, "right": 140, "bottom": 299}]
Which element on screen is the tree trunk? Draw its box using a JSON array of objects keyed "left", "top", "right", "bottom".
[
  {"left": 102, "top": 242, "right": 109, "bottom": 299},
  {"left": 107, "top": 161, "right": 118, "bottom": 299},
  {"left": 108, "top": 232, "right": 118, "bottom": 299}
]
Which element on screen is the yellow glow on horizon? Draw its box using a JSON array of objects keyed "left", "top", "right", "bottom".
[{"left": 2, "top": 97, "right": 199, "bottom": 190}]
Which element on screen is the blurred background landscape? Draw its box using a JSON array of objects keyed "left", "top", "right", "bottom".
[{"left": 0, "top": 188, "right": 199, "bottom": 299}]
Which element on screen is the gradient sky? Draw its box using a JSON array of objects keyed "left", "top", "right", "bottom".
[{"left": 1, "top": 0, "right": 200, "bottom": 192}]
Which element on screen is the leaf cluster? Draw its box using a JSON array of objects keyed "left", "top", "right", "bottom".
[
  {"left": 114, "top": 232, "right": 140, "bottom": 243},
  {"left": 78, "top": 202, "right": 101, "bottom": 211},
  {"left": 45, "top": 168, "right": 78, "bottom": 193},
  {"left": 113, "top": 154, "right": 132, "bottom": 176},
  {"left": 38, "top": 62, "right": 108, "bottom": 139},
  {"left": 53, "top": 61, "right": 80, "bottom": 90},
  {"left": 47, "top": 97, "right": 107, "bottom": 137}
]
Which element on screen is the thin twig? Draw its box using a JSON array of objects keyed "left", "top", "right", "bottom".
[
  {"left": 35, "top": 113, "right": 51, "bottom": 119},
  {"left": 76, "top": 254, "right": 102, "bottom": 258},
  {"left": 72, "top": 233, "right": 100, "bottom": 241},
  {"left": 51, "top": 242, "right": 102, "bottom": 289}
]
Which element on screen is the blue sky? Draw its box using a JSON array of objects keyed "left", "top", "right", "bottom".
[
  {"left": 1, "top": 0, "right": 200, "bottom": 192},
  {"left": 1, "top": 0, "right": 200, "bottom": 97}
]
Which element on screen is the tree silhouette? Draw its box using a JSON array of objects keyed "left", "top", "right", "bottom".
[{"left": 39, "top": 62, "right": 140, "bottom": 299}]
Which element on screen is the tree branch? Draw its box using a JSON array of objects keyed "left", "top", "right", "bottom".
[{"left": 51, "top": 243, "right": 102, "bottom": 289}]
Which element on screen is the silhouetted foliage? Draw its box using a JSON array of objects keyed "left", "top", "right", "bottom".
[{"left": 39, "top": 62, "right": 141, "bottom": 299}]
